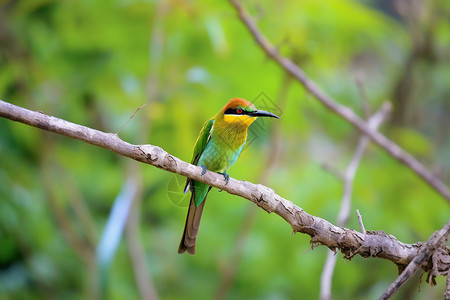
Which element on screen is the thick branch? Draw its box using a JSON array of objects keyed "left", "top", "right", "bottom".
[
  {"left": 227, "top": 0, "right": 450, "bottom": 202},
  {"left": 1, "top": 99, "right": 449, "bottom": 279}
]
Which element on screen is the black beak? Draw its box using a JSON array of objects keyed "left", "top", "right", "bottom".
[{"left": 248, "top": 109, "right": 280, "bottom": 119}]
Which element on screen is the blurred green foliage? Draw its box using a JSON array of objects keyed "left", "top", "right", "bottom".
[{"left": 1, "top": 0, "right": 449, "bottom": 299}]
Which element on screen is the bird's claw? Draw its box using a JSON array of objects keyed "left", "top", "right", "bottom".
[
  {"left": 200, "top": 165, "right": 207, "bottom": 176},
  {"left": 218, "top": 172, "right": 230, "bottom": 185}
]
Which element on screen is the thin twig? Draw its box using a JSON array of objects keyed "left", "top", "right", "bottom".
[
  {"left": 378, "top": 220, "right": 450, "bottom": 300},
  {"left": 356, "top": 209, "right": 366, "bottom": 235},
  {"left": 227, "top": 0, "right": 450, "bottom": 202},
  {"left": 115, "top": 103, "right": 147, "bottom": 135},
  {"left": 1, "top": 99, "right": 449, "bottom": 283}
]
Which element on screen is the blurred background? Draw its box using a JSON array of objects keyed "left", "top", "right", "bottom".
[{"left": 1, "top": 0, "right": 449, "bottom": 299}]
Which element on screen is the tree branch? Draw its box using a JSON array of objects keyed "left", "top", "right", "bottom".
[
  {"left": 378, "top": 221, "right": 450, "bottom": 300},
  {"left": 320, "top": 102, "right": 391, "bottom": 300},
  {"left": 337, "top": 102, "right": 391, "bottom": 227},
  {"left": 227, "top": 0, "right": 450, "bottom": 203},
  {"left": 1, "top": 99, "right": 449, "bottom": 284}
]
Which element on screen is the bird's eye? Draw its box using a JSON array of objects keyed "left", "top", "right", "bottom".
[{"left": 237, "top": 108, "right": 243, "bottom": 114}]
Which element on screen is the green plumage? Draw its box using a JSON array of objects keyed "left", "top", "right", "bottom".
[
  {"left": 179, "top": 98, "right": 279, "bottom": 255},
  {"left": 185, "top": 117, "right": 248, "bottom": 207}
]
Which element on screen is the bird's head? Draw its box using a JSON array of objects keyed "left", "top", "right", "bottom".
[{"left": 220, "top": 98, "right": 279, "bottom": 126}]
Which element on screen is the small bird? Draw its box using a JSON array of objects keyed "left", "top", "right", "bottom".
[{"left": 178, "top": 98, "right": 280, "bottom": 254}]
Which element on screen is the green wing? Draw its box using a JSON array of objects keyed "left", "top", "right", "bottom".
[
  {"left": 190, "top": 118, "right": 214, "bottom": 165},
  {"left": 184, "top": 118, "right": 214, "bottom": 193}
]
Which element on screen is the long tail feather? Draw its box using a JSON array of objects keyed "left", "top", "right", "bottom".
[{"left": 178, "top": 187, "right": 210, "bottom": 254}]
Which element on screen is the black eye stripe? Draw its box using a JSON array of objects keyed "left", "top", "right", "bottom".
[
  {"left": 224, "top": 108, "right": 237, "bottom": 115},
  {"left": 224, "top": 107, "right": 256, "bottom": 116},
  {"left": 225, "top": 108, "right": 246, "bottom": 115}
]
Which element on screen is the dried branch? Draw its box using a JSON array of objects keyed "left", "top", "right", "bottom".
[
  {"left": 378, "top": 221, "right": 450, "bottom": 300},
  {"left": 1, "top": 99, "right": 449, "bottom": 285},
  {"left": 227, "top": 0, "right": 450, "bottom": 203},
  {"left": 320, "top": 102, "right": 391, "bottom": 300},
  {"left": 116, "top": 104, "right": 147, "bottom": 135}
]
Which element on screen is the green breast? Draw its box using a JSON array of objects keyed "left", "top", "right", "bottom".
[{"left": 197, "top": 123, "right": 248, "bottom": 173}]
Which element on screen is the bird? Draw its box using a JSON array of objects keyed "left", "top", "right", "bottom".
[{"left": 178, "top": 98, "right": 280, "bottom": 254}]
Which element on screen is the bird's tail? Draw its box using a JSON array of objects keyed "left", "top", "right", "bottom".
[{"left": 178, "top": 190, "right": 209, "bottom": 255}]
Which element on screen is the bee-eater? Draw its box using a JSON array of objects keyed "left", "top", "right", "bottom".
[{"left": 178, "top": 98, "right": 280, "bottom": 254}]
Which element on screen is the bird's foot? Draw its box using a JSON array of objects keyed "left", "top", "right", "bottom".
[
  {"left": 217, "top": 172, "right": 230, "bottom": 185},
  {"left": 200, "top": 165, "right": 207, "bottom": 176}
]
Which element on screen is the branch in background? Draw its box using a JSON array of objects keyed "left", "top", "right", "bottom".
[
  {"left": 227, "top": 0, "right": 450, "bottom": 203},
  {"left": 378, "top": 221, "right": 450, "bottom": 300},
  {"left": 320, "top": 102, "right": 391, "bottom": 300},
  {"left": 338, "top": 102, "right": 391, "bottom": 226},
  {"left": 125, "top": 167, "right": 160, "bottom": 300},
  {"left": 1, "top": 100, "right": 449, "bottom": 284}
]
